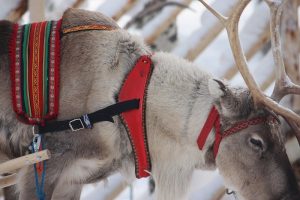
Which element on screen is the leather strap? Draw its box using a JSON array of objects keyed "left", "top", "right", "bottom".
[
  {"left": 38, "top": 99, "right": 139, "bottom": 134},
  {"left": 197, "top": 106, "right": 268, "bottom": 158},
  {"left": 118, "top": 55, "right": 153, "bottom": 178}
]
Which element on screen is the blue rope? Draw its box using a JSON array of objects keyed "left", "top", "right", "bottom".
[{"left": 32, "top": 135, "right": 46, "bottom": 200}]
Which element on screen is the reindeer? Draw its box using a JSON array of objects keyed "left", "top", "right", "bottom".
[{"left": 0, "top": 0, "right": 300, "bottom": 200}]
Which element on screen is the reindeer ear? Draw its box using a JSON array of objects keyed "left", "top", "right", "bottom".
[
  {"left": 208, "top": 79, "right": 228, "bottom": 98},
  {"left": 209, "top": 79, "right": 253, "bottom": 118},
  {"left": 219, "top": 87, "right": 253, "bottom": 119}
]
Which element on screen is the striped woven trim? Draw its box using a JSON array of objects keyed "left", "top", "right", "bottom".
[
  {"left": 62, "top": 24, "right": 115, "bottom": 34},
  {"left": 10, "top": 20, "right": 62, "bottom": 125}
]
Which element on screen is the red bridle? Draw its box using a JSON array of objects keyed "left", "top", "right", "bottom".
[{"left": 197, "top": 106, "right": 269, "bottom": 158}]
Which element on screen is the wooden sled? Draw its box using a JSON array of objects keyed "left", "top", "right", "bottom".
[{"left": 0, "top": 150, "right": 51, "bottom": 189}]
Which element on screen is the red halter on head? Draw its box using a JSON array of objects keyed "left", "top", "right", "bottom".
[{"left": 197, "top": 106, "right": 269, "bottom": 158}]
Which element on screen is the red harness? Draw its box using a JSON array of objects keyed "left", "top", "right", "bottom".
[
  {"left": 118, "top": 55, "right": 153, "bottom": 178},
  {"left": 118, "top": 56, "right": 270, "bottom": 177},
  {"left": 197, "top": 106, "right": 269, "bottom": 158}
]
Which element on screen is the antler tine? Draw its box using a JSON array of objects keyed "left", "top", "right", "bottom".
[
  {"left": 198, "top": 0, "right": 227, "bottom": 24},
  {"left": 199, "top": 0, "right": 264, "bottom": 106},
  {"left": 265, "top": 0, "right": 300, "bottom": 144},
  {"left": 199, "top": 0, "right": 300, "bottom": 143},
  {"left": 265, "top": 0, "right": 300, "bottom": 102}
]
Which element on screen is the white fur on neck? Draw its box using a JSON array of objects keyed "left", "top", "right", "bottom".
[{"left": 144, "top": 52, "right": 218, "bottom": 199}]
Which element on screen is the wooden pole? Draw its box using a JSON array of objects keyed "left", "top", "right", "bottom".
[
  {"left": 0, "top": 150, "right": 50, "bottom": 174},
  {"left": 145, "top": 0, "right": 192, "bottom": 44},
  {"left": 112, "top": 0, "right": 137, "bottom": 21},
  {"left": 29, "top": 0, "right": 45, "bottom": 22},
  {"left": 6, "top": 0, "right": 28, "bottom": 22},
  {"left": 0, "top": 174, "right": 17, "bottom": 189},
  {"left": 224, "top": 26, "right": 270, "bottom": 79},
  {"left": 185, "top": 1, "right": 240, "bottom": 61}
]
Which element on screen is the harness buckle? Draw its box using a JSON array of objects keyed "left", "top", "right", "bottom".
[{"left": 69, "top": 118, "right": 84, "bottom": 131}]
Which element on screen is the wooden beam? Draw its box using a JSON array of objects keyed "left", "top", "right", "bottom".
[
  {"left": 0, "top": 150, "right": 50, "bottom": 174},
  {"left": 223, "top": 3, "right": 270, "bottom": 79},
  {"left": 29, "top": 0, "right": 45, "bottom": 22},
  {"left": 6, "top": 0, "right": 28, "bottom": 22},
  {"left": 144, "top": 0, "right": 192, "bottom": 44},
  {"left": 184, "top": 1, "right": 239, "bottom": 61},
  {"left": 224, "top": 26, "right": 270, "bottom": 79},
  {"left": 0, "top": 174, "right": 17, "bottom": 189},
  {"left": 73, "top": 0, "right": 85, "bottom": 8},
  {"left": 112, "top": 0, "right": 137, "bottom": 21}
]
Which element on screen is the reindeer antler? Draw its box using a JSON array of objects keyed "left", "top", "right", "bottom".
[
  {"left": 198, "top": 0, "right": 300, "bottom": 144},
  {"left": 266, "top": 0, "right": 300, "bottom": 101}
]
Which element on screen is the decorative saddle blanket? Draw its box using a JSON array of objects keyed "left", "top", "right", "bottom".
[
  {"left": 10, "top": 20, "right": 62, "bottom": 125},
  {"left": 8, "top": 17, "right": 151, "bottom": 179}
]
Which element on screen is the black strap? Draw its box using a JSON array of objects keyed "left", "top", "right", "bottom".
[{"left": 38, "top": 99, "right": 140, "bottom": 134}]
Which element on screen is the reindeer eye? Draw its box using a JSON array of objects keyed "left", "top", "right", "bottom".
[
  {"left": 248, "top": 135, "right": 266, "bottom": 152},
  {"left": 250, "top": 138, "right": 263, "bottom": 149}
]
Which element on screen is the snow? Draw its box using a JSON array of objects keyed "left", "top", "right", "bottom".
[
  {"left": 45, "top": 0, "right": 78, "bottom": 20},
  {"left": 78, "top": 0, "right": 107, "bottom": 11},
  {"left": 79, "top": 0, "right": 129, "bottom": 18},
  {"left": 172, "top": 0, "right": 239, "bottom": 57},
  {"left": 126, "top": 0, "right": 192, "bottom": 39},
  {"left": 118, "top": 0, "right": 148, "bottom": 28},
  {"left": 116, "top": 178, "right": 151, "bottom": 200},
  {"left": 230, "top": 50, "right": 274, "bottom": 87},
  {"left": 144, "top": 0, "right": 189, "bottom": 39},
  {"left": 189, "top": 170, "right": 224, "bottom": 200},
  {"left": 96, "top": 0, "right": 128, "bottom": 17},
  {"left": 194, "top": 2, "right": 269, "bottom": 78},
  {"left": 81, "top": 174, "right": 127, "bottom": 200}
]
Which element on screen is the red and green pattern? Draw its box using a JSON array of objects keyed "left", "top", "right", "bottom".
[{"left": 10, "top": 20, "right": 62, "bottom": 125}]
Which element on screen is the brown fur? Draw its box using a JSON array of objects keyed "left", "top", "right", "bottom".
[{"left": 0, "top": 20, "right": 13, "bottom": 56}]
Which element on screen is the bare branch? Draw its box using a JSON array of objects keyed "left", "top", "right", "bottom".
[{"left": 198, "top": 0, "right": 227, "bottom": 25}]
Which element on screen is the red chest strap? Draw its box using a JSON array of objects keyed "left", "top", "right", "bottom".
[
  {"left": 197, "top": 106, "right": 268, "bottom": 158},
  {"left": 197, "top": 106, "right": 221, "bottom": 158},
  {"left": 118, "top": 55, "right": 153, "bottom": 178}
]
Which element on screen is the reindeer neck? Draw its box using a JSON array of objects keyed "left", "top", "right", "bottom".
[{"left": 146, "top": 53, "right": 217, "bottom": 168}]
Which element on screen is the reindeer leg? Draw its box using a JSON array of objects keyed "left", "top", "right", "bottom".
[
  {"left": 3, "top": 185, "right": 18, "bottom": 200},
  {"left": 17, "top": 156, "right": 65, "bottom": 200},
  {"left": 51, "top": 182, "right": 83, "bottom": 200}
]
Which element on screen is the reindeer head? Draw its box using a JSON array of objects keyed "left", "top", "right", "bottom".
[
  {"left": 209, "top": 79, "right": 299, "bottom": 199},
  {"left": 199, "top": 0, "right": 300, "bottom": 198}
]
